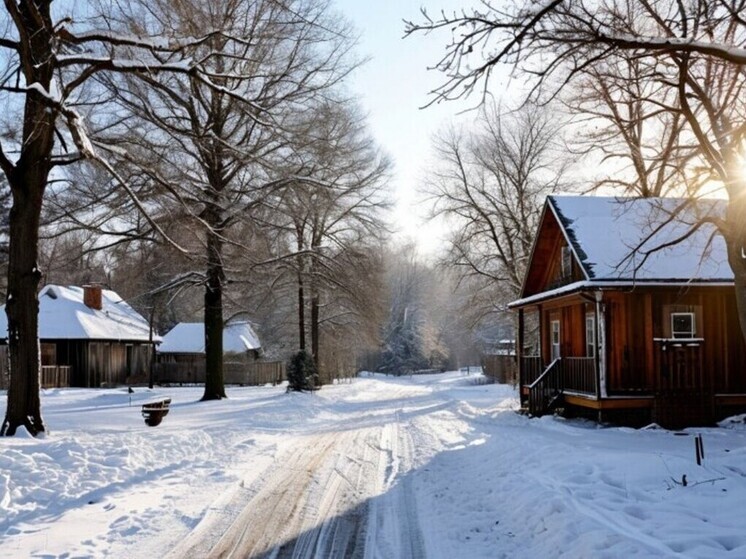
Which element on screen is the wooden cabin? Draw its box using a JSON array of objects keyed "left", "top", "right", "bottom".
[
  {"left": 156, "top": 321, "right": 266, "bottom": 384},
  {"left": 0, "top": 284, "right": 158, "bottom": 388},
  {"left": 510, "top": 196, "right": 746, "bottom": 428}
]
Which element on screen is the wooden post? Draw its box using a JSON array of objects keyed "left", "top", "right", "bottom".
[
  {"left": 595, "top": 292, "right": 606, "bottom": 398},
  {"left": 517, "top": 308, "right": 524, "bottom": 388}
]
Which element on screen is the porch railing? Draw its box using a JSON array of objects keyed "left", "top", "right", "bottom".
[
  {"left": 528, "top": 359, "right": 562, "bottom": 417},
  {"left": 524, "top": 357, "right": 598, "bottom": 416},
  {"left": 520, "top": 356, "right": 543, "bottom": 387},
  {"left": 562, "top": 357, "right": 596, "bottom": 394},
  {"left": 41, "top": 366, "right": 71, "bottom": 388}
]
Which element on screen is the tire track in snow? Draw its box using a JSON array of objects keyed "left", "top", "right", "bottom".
[
  {"left": 170, "top": 428, "right": 389, "bottom": 559},
  {"left": 169, "top": 383, "right": 434, "bottom": 559},
  {"left": 366, "top": 413, "right": 426, "bottom": 559}
]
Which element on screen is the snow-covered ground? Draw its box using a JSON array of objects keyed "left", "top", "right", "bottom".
[{"left": 2, "top": 372, "right": 746, "bottom": 558}]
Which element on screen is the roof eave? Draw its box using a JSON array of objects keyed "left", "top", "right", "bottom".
[
  {"left": 508, "top": 278, "right": 734, "bottom": 309},
  {"left": 546, "top": 196, "right": 592, "bottom": 282}
]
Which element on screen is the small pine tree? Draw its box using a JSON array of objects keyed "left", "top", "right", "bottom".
[{"left": 287, "top": 350, "right": 319, "bottom": 391}]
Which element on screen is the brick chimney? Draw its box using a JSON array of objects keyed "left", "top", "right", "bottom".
[{"left": 83, "top": 284, "right": 103, "bottom": 311}]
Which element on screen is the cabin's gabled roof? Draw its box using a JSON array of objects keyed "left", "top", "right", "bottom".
[
  {"left": 158, "top": 321, "right": 261, "bottom": 354},
  {"left": 0, "top": 285, "right": 158, "bottom": 342},
  {"left": 514, "top": 196, "right": 732, "bottom": 305},
  {"left": 550, "top": 196, "right": 730, "bottom": 282}
]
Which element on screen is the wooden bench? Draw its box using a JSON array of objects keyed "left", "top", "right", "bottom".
[{"left": 141, "top": 398, "right": 171, "bottom": 427}]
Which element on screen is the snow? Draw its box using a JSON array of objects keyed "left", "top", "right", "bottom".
[
  {"left": 26, "top": 82, "right": 61, "bottom": 104},
  {"left": 2, "top": 372, "right": 746, "bottom": 558},
  {"left": 549, "top": 196, "right": 731, "bottom": 282},
  {"left": 158, "top": 321, "right": 260, "bottom": 354},
  {"left": 0, "top": 285, "right": 157, "bottom": 342}
]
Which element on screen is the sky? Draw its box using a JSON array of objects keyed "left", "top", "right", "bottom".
[{"left": 333, "top": 1, "right": 478, "bottom": 256}]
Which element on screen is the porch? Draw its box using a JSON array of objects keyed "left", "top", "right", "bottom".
[{"left": 519, "top": 356, "right": 654, "bottom": 418}]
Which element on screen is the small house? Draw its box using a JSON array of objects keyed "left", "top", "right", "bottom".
[
  {"left": 156, "top": 321, "right": 263, "bottom": 384},
  {"left": 0, "top": 284, "right": 158, "bottom": 388},
  {"left": 510, "top": 196, "right": 746, "bottom": 428}
]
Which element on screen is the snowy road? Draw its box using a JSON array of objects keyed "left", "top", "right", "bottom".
[
  {"left": 169, "top": 385, "right": 428, "bottom": 559},
  {"left": 4, "top": 373, "right": 746, "bottom": 558}
]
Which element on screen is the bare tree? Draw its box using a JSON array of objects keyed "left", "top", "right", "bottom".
[
  {"left": 569, "top": 56, "right": 696, "bottom": 197},
  {"left": 426, "top": 103, "right": 565, "bottom": 317},
  {"left": 0, "top": 0, "right": 231, "bottom": 436},
  {"left": 269, "top": 100, "right": 391, "bottom": 377},
  {"left": 99, "top": 0, "right": 358, "bottom": 400},
  {"left": 406, "top": 0, "right": 746, "bottom": 341}
]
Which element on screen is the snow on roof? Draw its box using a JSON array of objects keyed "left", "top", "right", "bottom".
[
  {"left": 158, "top": 321, "right": 261, "bottom": 354},
  {"left": 549, "top": 196, "right": 732, "bottom": 282},
  {"left": 0, "top": 285, "right": 158, "bottom": 342}
]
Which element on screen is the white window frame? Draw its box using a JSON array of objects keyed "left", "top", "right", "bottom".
[
  {"left": 671, "top": 312, "right": 696, "bottom": 339},
  {"left": 550, "top": 319, "right": 561, "bottom": 361},
  {"left": 585, "top": 313, "right": 596, "bottom": 357}
]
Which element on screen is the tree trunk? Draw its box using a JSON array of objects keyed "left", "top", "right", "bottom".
[
  {"left": 202, "top": 222, "right": 226, "bottom": 401},
  {"left": 296, "top": 234, "right": 306, "bottom": 351},
  {"left": 1, "top": 174, "right": 47, "bottom": 436},
  {"left": 311, "top": 294, "right": 320, "bottom": 365},
  {"left": 309, "top": 233, "right": 321, "bottom": 375},
  {"left": 727, "top": 195, "right": 746, "bottom": 346},
  {"left": 297, "top": 270, "right": 306, "bottom": 351},
  {"left": 148, "top": 303, "right": 157, "bottom": 390},
  {"left": 1, "top": 2, "right": 55, "bottom": 436}
]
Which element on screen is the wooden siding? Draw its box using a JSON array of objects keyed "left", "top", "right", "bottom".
[
  {"left": 605, "top": 292, "right": 649, "bottom": 392},
  {"left": 518, "top": 285, "right": 746, "bottom": 426},
  {"left": 523, "top": 208, "right": 585, "bottom": 297},
  {"left": 535, "top": 287, "right": 745, "bottom": 395},
  {"left": 539, "top": 295, "right": 590, "bottom": 361},
  {"left": 609, "top": 288, "right": 745, "bottom": 394},
  {"left": 52, "top": 340, "right": 154, "bottom": 387},
  {"left": 0, "top": 341, "right": 153, "bottom": 389}
]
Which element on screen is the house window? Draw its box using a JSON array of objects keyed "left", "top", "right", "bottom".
[
  {"left": 560, "top": 246, "right": 572, "bottom": 279},
  {"left": 671, "top": 312, "right": 696, "bottom": 339},
  {"left": 41, "top": 343, "right": 57, "bottom": 366},
  {"left": 585, "top": 314, "right": 596, "bottom": 357},
  {"left": 550, "top": 320, "right": 561, "bottom": 360}
]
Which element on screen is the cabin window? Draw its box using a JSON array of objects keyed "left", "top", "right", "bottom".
[
  {"left": 560, "top": 246, "right": 572, "bottom": 279},
  {"left": 41, "top": 343, "right": 57, "bottom": 366},
  {"left": 550, "top": 320, "right": 561, "bottom": 360},
  {"left": 585, "top": 314, "right": 596, "bottom": 357},
  {"left": 671, "top": 312, "right": 696, "bottom": 339}
]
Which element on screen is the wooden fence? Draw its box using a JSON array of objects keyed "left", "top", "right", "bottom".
[
  {"left": 155, "top": 360, "right": 285, "bottom": 386},
  {"left": 481, "top": 354, "right": 517, "bottom": 385}
]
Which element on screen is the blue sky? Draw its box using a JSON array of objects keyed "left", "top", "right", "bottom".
[{"left": 334, "top": 1, "right": 477, "bottom": 255}]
